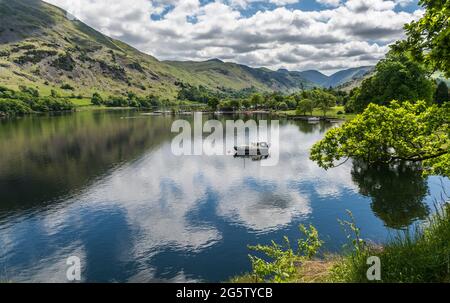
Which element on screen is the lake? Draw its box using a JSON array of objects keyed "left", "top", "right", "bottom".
[{"left": 0, "top": 110, "right": 448, "bottom": 282}]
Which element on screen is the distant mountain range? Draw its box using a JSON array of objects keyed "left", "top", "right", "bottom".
[
  {"left": 298, "top": 66, "right": 375, "bottom": 88},
  {"left": 0, "top": 0, "right": 373, "bottom": 98}
]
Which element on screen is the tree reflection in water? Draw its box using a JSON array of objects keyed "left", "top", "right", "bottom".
[{"left": 351, "top": 161, "right": 430, "bottom": 229}]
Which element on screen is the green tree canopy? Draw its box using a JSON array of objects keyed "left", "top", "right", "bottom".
[
  {"left": 296, "top": 98, "right": 314, "bottom": 116},
  {"left": 91, "top": 92, "right": 103, "bottom": 105},
  {"left": 207, "top": 97, "right": 220, "bottom": 111},
  {"left": 250, "top": 93, "right": 263, "bottom": 109},
  {"left": 434, "top": 81, "right": 450, "bottom": 105},
  {"left": 310, "top": 101, "right": 450, "bottom": 178},
  {"left": 312, "top": 89, "right": 336, "bottom": 116},
  {"left": 393, "top": 0, "right": 450, "bottom": 77},
  {"left": 347, "top": 52, "right": 434, "bottom": 113}
]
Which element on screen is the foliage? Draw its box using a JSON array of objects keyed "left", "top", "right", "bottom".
[
  {"left": 103, "top": 93, "right": 162, "bottom": 109},
  {"left": 346, "top": 52, "right": 434, "bottom": 113},
  {"left": 393, "top": 0, "right": 450, "bottom": 77},
  {"left": 312, "top": 89, "right": 337, "bottom": 116},
  {"left": 0, "top": 99, "right": 32, "bottom": 116},
  {"left": 0, "top": 86, "right": 75, "bottom": 116},
  {"left": 248, "top": 225, "right": 323, "bottom": 283},
  {"left": 19, "top": 85, "right": 39, "bottom": 97},
  {"left": 330, "top": 202, "right": 450, "bottom": 283},
  {"left": 207, "top": 97, "right": 220, "bottom": 111},
  {"left": 434, "top": 81, "right": 450, "bottom": 105},
  {"left": 177, "top": 85, "right": 212, "bottom": 103},
  {"left": 250, "top": 93, "right": 263, "bottom": 109},
  {"left": 91, "top": 92, "right": 103, "bottom": 106},
  {"left": 61, "top": 83, "right": 75, "bottom": 90},
  {"left": 310, "top": 101, "right": 450, "bottom": 178},
  {"left": 296, "top": 98, "right": 314, "bottom": 116}
]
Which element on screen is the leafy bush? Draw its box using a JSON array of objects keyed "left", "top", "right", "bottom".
[
  {"left": 91, "top": 92, "right": 103, "bottom": 105},
  {"left": 0, "top": 99, "right": 32, "bottom": 116},
  {"left": 0, "top": 86, "right": 75, "bottom": 116},
  {"left": 29, "top": 97, "right": 75, "bottom": 112},
  {"left": 61, "top": 83, "right": 75, "bottom": 90},
  {"left": 248, "top": 225, "right": 323, "bottom": 283}
]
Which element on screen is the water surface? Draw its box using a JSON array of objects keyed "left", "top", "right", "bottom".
[{"left": 0, "top": 110, "right": 448, "bottom": 282}]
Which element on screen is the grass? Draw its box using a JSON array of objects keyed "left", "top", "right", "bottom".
[
  {"left": 232, "top": 200, "right": 450, "bottom": 283},
  {"left": 329, "top": 203, "right": 450, "bottom": 283},
  {"left": 277, "top": 106, "right": 357, "bottom": 121},
  {"left": 70, "top": 98, "right": 92, "bottom": 107}
]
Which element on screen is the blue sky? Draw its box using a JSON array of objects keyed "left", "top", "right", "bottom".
[{"left": 45, "top": 0, "right": 422, "bottom": 73}]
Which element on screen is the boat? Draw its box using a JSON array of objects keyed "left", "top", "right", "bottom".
[
  {"left": 307, "top": 117, "right": 321, "bottom": 122},
  {"left": 234, "top": 142, "right": 270, "bottom": 156},
  {"left": 141, "top": 112, "right": 162, "bottom": 116}
]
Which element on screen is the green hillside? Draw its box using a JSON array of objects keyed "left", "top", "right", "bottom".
[{"left": 0, "top": 0, "right": 319, "bottom": 99}]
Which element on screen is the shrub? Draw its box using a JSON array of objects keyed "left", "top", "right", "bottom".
[
  {"left": 0, "top": 99, "right": 32, "bottom": 116},
  {"left": 61, "top": 83, "right": 75, "bottom": 90},
  {"left": 247, "top": 225, "right": 323, "bottom": 283}
]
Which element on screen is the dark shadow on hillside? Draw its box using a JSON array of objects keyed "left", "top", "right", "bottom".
[
  {"left": 351, "top": 160, "right": 430, "bottom": 229},
  {"left": 0, "top": 0, "right": 56, "bottom": 44}
]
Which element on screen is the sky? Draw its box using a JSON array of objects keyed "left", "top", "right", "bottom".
[{"left": 43, "top": 0, "right": 422, "bottom": 74}]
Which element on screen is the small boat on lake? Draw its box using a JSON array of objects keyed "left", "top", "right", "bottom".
[
  {"left": 307, "top": 117, "right": 321, "bottom": 122},
  {"left": 234, "top": 142, "right": 270, "bottom": 156}
]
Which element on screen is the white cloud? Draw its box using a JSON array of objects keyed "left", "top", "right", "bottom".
[{"left": 43, "top": 0, "right": 422, "bottom": 73}]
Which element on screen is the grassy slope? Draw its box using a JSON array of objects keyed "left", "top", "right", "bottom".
[{"left": 0, "top": 0, "right": 315, "bottom": 100}]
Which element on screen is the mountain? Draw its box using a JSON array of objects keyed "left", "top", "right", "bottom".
[
  {"left": 297, "top": 70, "right": 330, "bottom": 87},
  {"left": 0, "top": 0, "right": 365, "bottom": 99},
  {"left": 325, "top": 66, "right": 374, "bottom": 88},
  {"left": 299, "top": 67, "right": 374, "bottom": 88},
  {"left": 0, "top": 0, "right": 312, "bottom": 98}
]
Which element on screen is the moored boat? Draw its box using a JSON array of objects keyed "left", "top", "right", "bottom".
[{"left": 234, "top": 142, "right": 270, "bottom": 156}]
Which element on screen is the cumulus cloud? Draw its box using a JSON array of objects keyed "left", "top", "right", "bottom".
[{"left": 43, "top": 0, "right": 422, "bottom": 73}]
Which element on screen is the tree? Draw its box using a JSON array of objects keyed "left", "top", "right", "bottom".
[
  {"left": 242, "top": 98, "right": 252, "bottom": 109},
  {"left": 207, "top": 97, "right": 220, "bottom": 111},
  {"left": 50, "top": 89, "right": 59, "bottom": 98},
  {"left": 434, "top": 81, "right": 450, "bottom": 105},
  {"left": 310, "top": 101, "right": 450, "bottom": 178},
  {"left": 296, "top": 98, "right": 314, "bottom": 116},
  {"left": 250, "top": 93, "right": 263, "bottom": 110},
  {"left": 91, "top": 92, "right": 103, "bottom": 105},
  {"left": 347, "top": 52, "right": 434, "bottom": 113},
  {"left": 393, "top": 0, "right": 450, "bottom": 77},
  {"left": 313, "top": 89, "right": 336, "bottom": 117},
  {"left": 277, "top": 101, "right": 288, "bottom": 111},
  {"left": 229, "top": 99, "right": 241, "bottom": 111}
]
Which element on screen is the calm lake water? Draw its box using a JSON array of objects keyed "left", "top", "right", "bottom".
[{"left": 0, "top": 110, "right": 448, "bottom": 282}]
